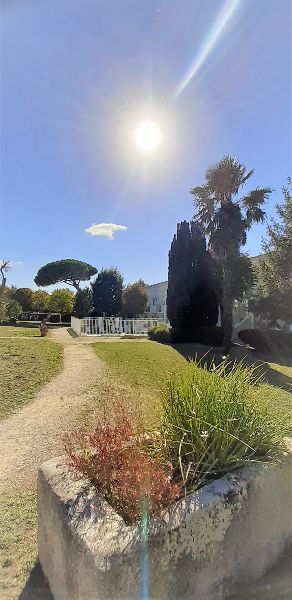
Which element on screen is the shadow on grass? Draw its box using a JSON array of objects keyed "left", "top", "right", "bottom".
[
  {"left": 172, "top": 343, "right": 292, "bottom": 394},
  {"left": 18, "top": 561, "right": 53, "bottom": 600},
  {"left": 66, "top": 327, "right": 79, "bottom": 338}
]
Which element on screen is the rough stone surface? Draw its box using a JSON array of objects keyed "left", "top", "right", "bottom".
[{"left": 38, "top": 453, "right": 292, "bottom": 600}]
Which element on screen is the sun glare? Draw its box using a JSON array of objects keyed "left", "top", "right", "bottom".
[{"left": 135, "top": 119, "right": 162, "bottom": 153}]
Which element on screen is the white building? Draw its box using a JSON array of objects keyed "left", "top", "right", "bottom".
[
  {"left": 145, "top": 280, "right": 254, "bottom": 332},
  {"left": 145, "top": 281, "right": 168, "bottom": 321},
  {"left": 145, "top": 257, "right": 262, "bottom": 324}
]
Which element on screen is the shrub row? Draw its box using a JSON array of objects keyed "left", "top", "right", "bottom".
[
  {"left": 238, "top": 328, "right": 292, "bottom": 355},
  {"left": 148, "top": 324, "right": 223, "bottom": 346},
  {"left": 148, "top": 323, "right": 171, "bottom": 343}
]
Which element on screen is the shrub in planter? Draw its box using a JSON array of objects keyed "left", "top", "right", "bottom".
[
  {"left": 64, "top": 413, "right": 180, "bottom": 525},
  {"left": 160, "top": 360, "right": 287, "bottom": 492},
  {"left": 148, "top": 323, "right": 171, "bottom": 344},
  {"left": 40, "top": 321, "right": 48, "bottom": 337}
]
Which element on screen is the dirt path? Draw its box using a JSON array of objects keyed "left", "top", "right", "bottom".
[{"left": 0, "top": 328, "right": 103, "bottom": 493}]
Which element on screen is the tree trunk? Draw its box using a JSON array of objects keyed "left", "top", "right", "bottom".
[
  {"left": 222, "top": 268, "right": 233, "bottom": 354},
  {"left": 0, "top": 273, "right": 7, "bottom": 301}
]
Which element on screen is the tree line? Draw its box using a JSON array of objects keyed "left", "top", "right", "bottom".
[{"left": 0, "top": 261, "right": 148, "bottom": 321}]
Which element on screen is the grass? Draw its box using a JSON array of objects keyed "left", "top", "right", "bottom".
[
  {"left": 92, "top": 341, "right": 186, "bottom": 393},
  {"left": 91, "top": 341, "right": 186, "bottom": 426},
  {"left": 0, "top": 327, "right": 63, "bottom": 597},
  {"left": 0, "top": 490, "right": 37, "bottom": 599},
  {"left": 0, "top": 326, "right": 39, "bottom": 338},
  {"left": 91, "top": 341, "right": 292, "bottom": 428},
  {"left": 0, "top": 337, "right": 63, "bottom": 419},
  {"left": 0, "top": 338, "right": 290, "bottom": 596}
]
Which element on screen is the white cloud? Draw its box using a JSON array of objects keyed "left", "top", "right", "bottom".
[{"left": 85, "top": 223, "right": 127, "bottom": 240}]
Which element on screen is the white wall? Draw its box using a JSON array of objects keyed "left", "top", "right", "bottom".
[
  {"left": 71, "top": 316, "right": 81, "bottom": 336},
  {"left": 145, "top": 281, "right": 168, "bottom": 319}
]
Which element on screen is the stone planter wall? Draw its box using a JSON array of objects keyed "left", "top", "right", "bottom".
[{"left": 38, "top": 451, "right": 292, "bottom": 600}]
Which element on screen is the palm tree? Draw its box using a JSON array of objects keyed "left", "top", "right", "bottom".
[{"left": 191, "top": 156, "right": 271, "bottom": 353}]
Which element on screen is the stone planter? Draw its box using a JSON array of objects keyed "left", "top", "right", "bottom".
[{"left": 38, "top": 452, "right": 292, "bottom": 600}]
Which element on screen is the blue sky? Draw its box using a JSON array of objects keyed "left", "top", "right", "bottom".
[{"left": 1, "top": 0, "right": 291, "bottom": 289}]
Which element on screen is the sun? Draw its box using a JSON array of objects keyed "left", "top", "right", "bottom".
[{"left": 135, "top": 119, "right": 162, "bottom": 153}]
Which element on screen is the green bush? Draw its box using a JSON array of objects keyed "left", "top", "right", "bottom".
[
  {"left": 238, "top": 328, "right": 292, "bottom": 355},
  {"left": 160, "top": 360, "right": 286, "bottom": 492},
  {"left": 6, "top": 299, "right": 22, "bottom": 320},
  {"left": 148, "top": 323, "right": 171, "bottom": 344}
]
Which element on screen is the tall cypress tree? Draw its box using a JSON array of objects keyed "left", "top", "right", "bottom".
[{"left": 167, "top": 221, "right": 218, "bottom": 330}]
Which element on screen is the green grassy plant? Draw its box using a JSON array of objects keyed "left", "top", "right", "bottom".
[{"left": 160, "top": 360, "right": 288, "bottom": 491}]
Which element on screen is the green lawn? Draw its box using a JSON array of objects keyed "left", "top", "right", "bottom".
[
  {"left": 92, "top": 341, "right": 185, "bottom": 392},
  {"left": 0, "top": 337, "right": 63, "bottom": 419},
  {"left": 0, "top": 326, "right": 39, "bottom": 338},
  {"left": 90, "top": 341, "right": 186, "bottom": 426},
  {"left": 0, "top": 329, "right": 63, "bottom": 597},
  {"left": 92, "top": 341, "right": 292, "bottom": 428}
]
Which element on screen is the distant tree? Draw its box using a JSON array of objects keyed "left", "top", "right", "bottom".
[
  {"left": 34, "top": 259, "right": 97, "bottom": 291},
  {"left": 0, "top": 290, "right": 12, "bottom": 322},
  {"left": 191, "top": 155, "right": 271, "bottom": 352},
  {"left": 0, "top": 261, "right": 12, "bottom": 321},
  {"left": 122, "top": 281, "right": 148, "bottom": 317},
  {"left": 92, "top": 268, "right": 123, "bottom": 316},
  {"left": 6, "top": 299, "right": 22, "bottom": 320},
  {"left": 73, "top": 288, "right": 93, "bottom": 318},
  {"left": 210, "top": 253, "right": 257, "bottom": 303},
  {"left": 167, "top": 221, "right": 218, "bottom": 330},
  {"left": 0, "top": 302, "right": 7, "bottom": 322},
  {"left": 32, "top": 290, "right": 50, "bottom": 312},
  {"left": 0, "top": 260, "right": 11, "bottom": 301},
  {"left": 231, "top": 254, "right": 257, "bottom": 300},
  {"left": 12, "top": 287, "right": 34, "bottom": 312},
  {"left": 250, "top": 179, "right": 292, "bottom": 326},
  {"left": 47, "top": 289, "right": 74, "bottom": 314}
]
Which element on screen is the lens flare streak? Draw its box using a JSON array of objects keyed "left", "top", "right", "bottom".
[
  {"left": 173, "top": 0, "right": 241, "bottom": 99},
  {"left": 141, "top": 504, "right": 149, "bottom": 600}
]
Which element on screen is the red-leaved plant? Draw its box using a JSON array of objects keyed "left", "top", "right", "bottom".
[{"left": 64, "top": 413, "right": 180, "bottom": 525}]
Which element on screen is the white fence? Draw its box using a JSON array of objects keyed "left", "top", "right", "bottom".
[{"left": 71, "top": 317, "right": 163, "bottom": 336}]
